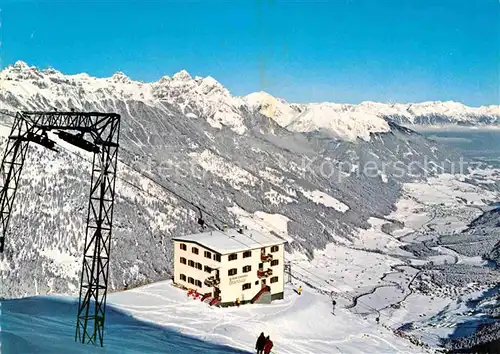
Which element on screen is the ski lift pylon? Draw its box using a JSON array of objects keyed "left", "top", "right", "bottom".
[{"left": 197, "top": 207, "right": 205, "bottom": 229}]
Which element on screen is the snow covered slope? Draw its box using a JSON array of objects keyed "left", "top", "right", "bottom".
[
  {"left": 107, "top": 280, "right": 424, "bottom": 354},
  {"left": 2, "top": 281, "right": 426, "bottom": 354}
]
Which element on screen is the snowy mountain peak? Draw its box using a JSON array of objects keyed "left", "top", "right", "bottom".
[
  {"left": 244, "top": 91, "right": 299, "bottom": 127},
  {"left": 43, "top": 67, "right": 63, "bottom": 76},
  {"left": 200, "top": 76, "right": 220, "bottom": 87},
  {"left": 244, "top": 91, "right": 292, "bottom": 107},
  {"left": 2, "top": 60, "right": 34, "bottom": 76},
  {"left": 111, "top": 71, "right": 132, "bottom": 84},
  {"left": 172, "top": 69, "right": 192, "bottom": 81},
  {"left": 245, "top": 91, "right": 276, "bottom": 104},
  {"left": 1, "top": 61, "right": 43, "bottom": 81},
  {"left": 198, "top": 76, "right": 227, "bottom": 95},
  {"left": 154, "top": 75, "right": 172, "bottom": 87},
  {"left": 243, "top": 91, "right": 391, "bottom": 141},
  {"left": 286, "top": 102, "right": 391, "bottom": 141},
  {"left": 0, "top": 61, "right": 499, "bottom": 141},
  {"left": 12, "top": 60, "right": 31, "bottom": 70}
]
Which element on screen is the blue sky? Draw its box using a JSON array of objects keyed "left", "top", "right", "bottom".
[{"left": 1, "top": 0, "right": 498, "bottom": 106}]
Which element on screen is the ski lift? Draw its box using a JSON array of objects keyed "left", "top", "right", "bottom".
[
  {"left": 55, "top": 130, "right": 100, "bottom": 153},
  {"left": 17, "top": 130, "right": 58, "bottom": 152},
  {"left": 197, "top": 207, "right": 205, "bottom": 229}
]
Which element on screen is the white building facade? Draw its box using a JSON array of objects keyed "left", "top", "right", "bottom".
[{"left": 173, "top": 228, "right": 286, "bottom": 306}]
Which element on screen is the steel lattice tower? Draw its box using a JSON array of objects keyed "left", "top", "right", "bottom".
[{"left": 0, "top": 111, "right": 120, "bottom": 347}]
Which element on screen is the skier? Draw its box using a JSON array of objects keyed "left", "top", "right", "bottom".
[
  {"left": 297, "top": 285, "right": 302, "bottom": 295},
  {"left": 331, "top": 299, "right": 337, "bottom": 315},
  {"left": 263, "top": 336, "right": 274, "bottom": 354},
  {"left": 255, "top": 333, "right": 266, "bottom": 354}
]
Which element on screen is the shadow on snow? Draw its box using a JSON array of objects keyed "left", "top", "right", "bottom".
[
  {"left": 448, "top": 286, "right": 500, "bottom": 340},
  {"left": 1, "top": 296, "right": 251, "bottom": 354}
]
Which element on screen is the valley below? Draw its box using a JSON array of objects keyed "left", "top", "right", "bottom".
[{"left": 290, "top": 170, "right": 500, "bottom": 352}]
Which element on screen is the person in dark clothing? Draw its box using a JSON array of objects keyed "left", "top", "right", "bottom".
[
  {"left": 256, "top": 332, "right": 266, "bottom": 354},
  {"left": 263, "top": 336, "right": 273, "bottom": 354}
]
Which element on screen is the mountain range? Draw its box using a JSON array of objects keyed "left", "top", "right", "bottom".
[{"left": 2, "top": 61, "right": 499, "bottom": 141}]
